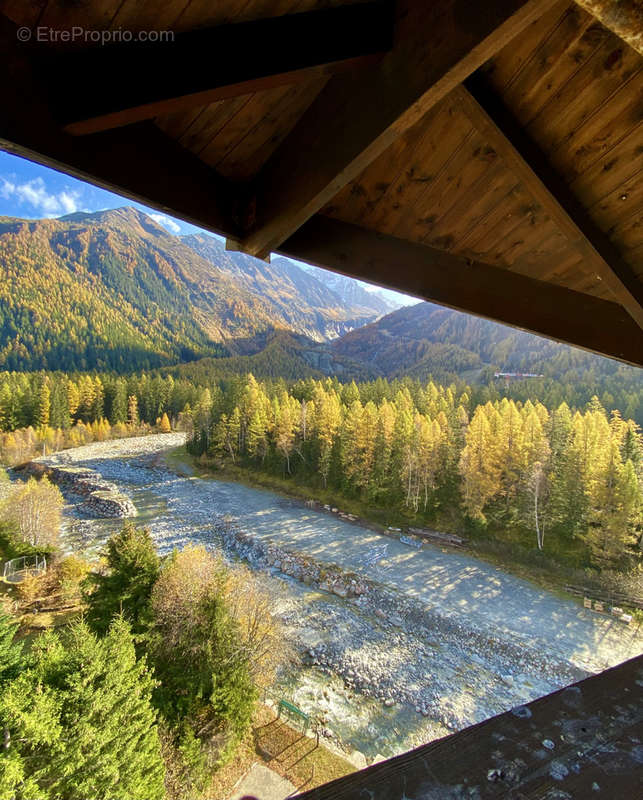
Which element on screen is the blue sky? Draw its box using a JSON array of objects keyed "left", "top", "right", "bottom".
[{"left": 0, "top": 150, "right": 417, "bottom": 306}]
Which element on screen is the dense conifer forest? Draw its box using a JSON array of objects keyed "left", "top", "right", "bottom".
[{"left": 185, "top": 375, "right": 642, "bottom": 571}]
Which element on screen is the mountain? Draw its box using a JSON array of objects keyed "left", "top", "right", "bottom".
[
  {"left": 0, "top": 208, "right": 379, "bottom": 372},
  {"left": 331, "top": 301, "right": 643, "bottom": 384},
  {"left": 166, "top": 329, "right": 374, "bottom": 383},
  {"left": 296, "top": 262, "right": 400, "bottom": 316},
  {"left": 181, "top": 234, "right": 377, "bottom": 341},
  {"left": 1, "top": 205, "right": 640, "bottom": 411}
]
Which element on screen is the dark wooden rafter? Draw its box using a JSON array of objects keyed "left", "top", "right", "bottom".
[
  {"left": 50, "top": 3, "right": 394, "bottom": 136},
  {"left": 0, "top": 15, "right": 238, "bottom": 238},
  {"left": 233, "top": 0, "right": 561, "bottom": 258},
  {"left": 457, "top": 77, "right": 643, "bottom": 330},
  {"left": 278, "top": 216, "right": 643, "bottom": 365},
  {"left": 295, "top": 653, "right": 643, "bottom": 799}
]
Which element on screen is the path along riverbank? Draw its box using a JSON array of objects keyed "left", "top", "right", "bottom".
[{"left": 29, "top": 434, "right": 643, "bottom": 761}]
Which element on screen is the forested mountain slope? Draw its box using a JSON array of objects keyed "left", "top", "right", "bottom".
[
  {"left": 0, "top": 207, "right": 228, "bottom": 371},
  {"left": 164, "top": 329, "right": 374, "bottom": 383},
  {"left": 330, "top": 302, "right": 643, "bottom": 422},
  {"left": 332, "top": 301, "right": 640, "bottom": 380},
  {"left": 0, "top": 209, "right": 379, "bottom": 372},
  {"left": 182, "top": 234, "right": 380, "bottom": 339}
]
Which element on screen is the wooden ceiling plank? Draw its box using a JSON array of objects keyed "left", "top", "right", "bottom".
[
  {"left": 480, "top": 0, "right": 571, "bottom": 94},
  {"left": 542, "top": 250, "right": 587, "bottom": 281},
  {"left": 155, "top": 104, "right": 212, "bottom": 142},
  {"left": 575, "top": 0, "right": 643, "bottom": 56},
  {"left": 588, "top": 166, "right": 643, "bottom": 232},
  {"left": 365, "top": 103, "right": 472, "bottom": 235},
  {"left": 484, "top": 217, "right": 570, "bottom": 270},
  {"left": 389, "top": 128, "right": 477, "bottom": 241},
  {"left": 52, "top": 2, "right": 393, "bottom": 135},
  {"left": 322, "top": 108, "right": 438, "bottom": 227},
  {"left": 179, "top": 96, "right": 256, "bottom": 155},
  {"left": 457, "top": 183, "right": 527, "bottom": 251},
  {"left": 551, "top": 72, "right": 643, "bottom": 180},
  {"left": 196, "top": 86, "right": 295, "bottom": 168},
  {"left": 616, "top": 213, "right": 643, "bottom": 251},
  {"left": 571, "top": 122, "right": 643, "bottom": 206},
  {"left": 529, "top": 46, "right": 642, "bottom": 171},
  {"left": 464, "top": 188, "right": 543, "bottom": 257},
  {"left": 499, "top": 3, "right": 600, "bottom": 126},
  {"left": 415, "top": 135, "right": 500, "bottom": 249},
  {"left": 278, "top": 215, "right": 643, "bottom": 365},
  {"left": 458, "top": 80, "right": 643, "bottom": 327},
  {"left": 213, "top": 78, "right": 328, "bottom": 181},
  {"left": 236, "top": 0, "right": 561, "bottom": 258},
  {"left": 426, "top": 164, "right": 520, "bottom": 251},
  {"left": 0, "top": 15, "right": 238, "bottom": 241},
  {"left": 327, "top": 100, "right": 472, "bottom": 237}
]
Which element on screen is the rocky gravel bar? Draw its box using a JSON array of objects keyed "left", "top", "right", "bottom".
[{"left": 31, "top": 434, "right": 643, "bottom": 760}]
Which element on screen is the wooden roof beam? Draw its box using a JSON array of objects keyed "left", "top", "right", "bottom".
[
  {"left": 459, "top": 77, "right": 643, "bottom": 330},
  {"left": 232, "top": 0, "right": 561, "bottom": 259},
  {"left": 50, "top": 3, "right": 394, "bottom": 136},
  {"left": 574, "top": 0, "right": 643, "bottom": 55},
  {"left": 278, "top": 216, "right": 643, "bottom": 366},
  {"left": 0, "top": 15, "right": 238, "bottom": 239}
]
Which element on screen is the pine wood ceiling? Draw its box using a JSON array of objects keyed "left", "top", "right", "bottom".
[{"left": 0, "top": 0, "right": 641, "bottom": 364}]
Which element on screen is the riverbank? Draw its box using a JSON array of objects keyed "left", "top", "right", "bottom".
[
  {"left": 177, "top": 449, "right": 634, "bottom": 610},
  {"left": 30, "top": 435, "right": 643, "bottom": 762}
]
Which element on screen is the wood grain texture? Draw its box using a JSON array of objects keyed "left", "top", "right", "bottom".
[
  {"left": 0, "top": 15, "right": 238, "bottom": 239},
  {"left": 238, "top": 0, "right": 560, "bottom": 257},
  {"left": 458, "top": 81, "right": 643, "bottom": 327},
  {"left": 55, "top": 3, "right": 391, "bottom": 135}
]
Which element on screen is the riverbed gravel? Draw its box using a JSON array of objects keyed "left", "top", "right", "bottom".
[{"left": 32, "top": 434, "right": 643, "bottom": 760}]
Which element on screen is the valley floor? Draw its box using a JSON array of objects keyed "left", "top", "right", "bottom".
[{"left": 34, "top": 433, "right": 643, "bottom": 762}]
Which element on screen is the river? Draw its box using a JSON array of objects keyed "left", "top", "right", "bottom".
[{"left": 33, "top": 433, "right": 643, "bottom": 765}]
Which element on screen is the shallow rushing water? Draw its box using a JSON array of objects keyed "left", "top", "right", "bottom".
[{"left": 39, "top": 434, "right": 643, "bottom": 762}]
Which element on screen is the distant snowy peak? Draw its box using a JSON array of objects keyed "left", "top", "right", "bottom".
[{"left": 295, "top": 263, "right": 404, "bottom": 316}]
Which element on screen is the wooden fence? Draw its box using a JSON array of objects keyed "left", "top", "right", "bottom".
[{"left": 564, "top": 584, "right": 643, "bottom": 611}]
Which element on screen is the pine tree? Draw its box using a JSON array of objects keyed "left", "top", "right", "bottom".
[
  {"left": 91, "top": 376, "right": 104, "bottom": 420},
  {"left": 340, "top": 399, "right": 363, "bottom": 491},
  {"left": 111, "top": 378, "right": 128, "bottom": 424},
  {"left": 313, "top": 387, "right": 341, "bottom": 488},
  {"left": 159, "top": 412, "right": 171, "bottom": 433},
  {"left": 459, "top": 406, "right": 501, "bottom": 520},
  {"left": 273, "top": 392, "right": 298, "bottom": 475},
  {"left": 36, "top": 378, "right": 50, "bottom": 431},
  {"left": 127, "top": 394, "right": 139, "bottom": 427},
  {"left": 0, "top": 610, "right": 23, "bottom": 686},
  {"left": 67, "top": 380, "right": 80, "bottom": 422},
  {"left": 0, "top": 618, "right": 165, "bottom": 800},
  {"left": 84, "top": 523, "right": 160, "bottom": 636},
  {"left": 370, "top": 400, "right": 395, "bottom": 501},
  {"left": 0, "top": 384, "right": 16, "bottom": 432}
]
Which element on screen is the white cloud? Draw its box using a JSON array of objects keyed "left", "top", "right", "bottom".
[
  {"left": 0, "top": 177, "right": 81, "bottom": 217},
  {"left": 0, "top": 179, "right": 15, "bottom": 198},
  {"left": 149, "top": 213, "right": 181, "bottom": 234}
]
